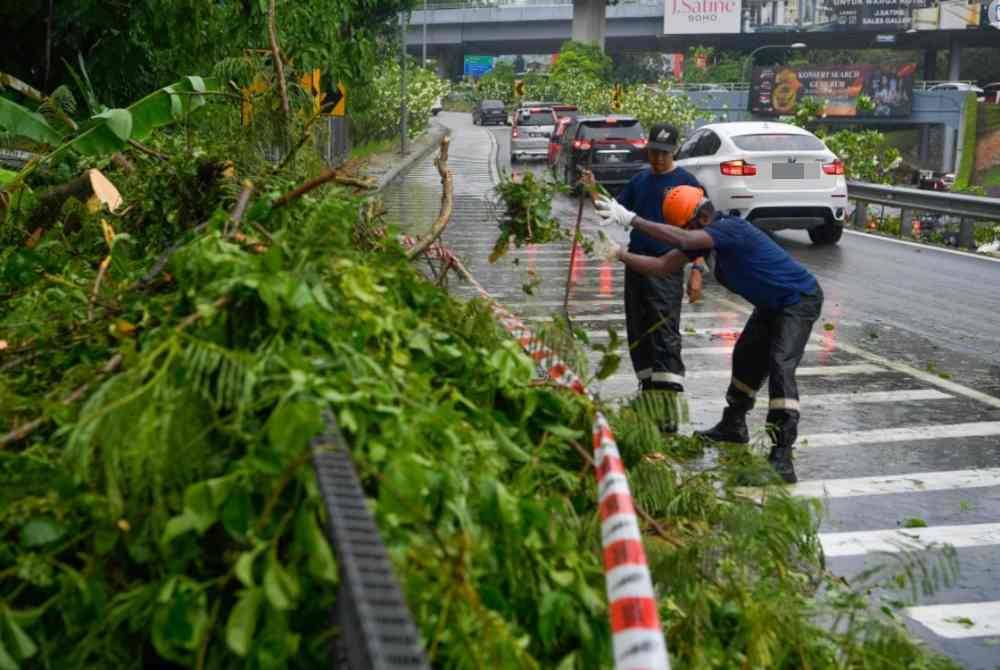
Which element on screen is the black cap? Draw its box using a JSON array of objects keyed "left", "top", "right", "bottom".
[{"left": 647, "top": 123, "right": 680, "bottom": 152}]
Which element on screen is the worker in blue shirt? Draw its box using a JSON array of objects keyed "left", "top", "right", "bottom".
[
  {"left": 592, "top": 186, "right": 824, "bottom": 483},
  {"left": 583, "top": 124, "right": 705, "bottom": 433}
]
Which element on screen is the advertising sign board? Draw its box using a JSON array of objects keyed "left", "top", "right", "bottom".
[
  {"left": 463, "top": 55, "right": 494, "bottom": 79},
  {"left": 663, "top": 0, "right": 742, "bottom": 34},
  {"left": 750, "top": 63, "right": 916, "bottom": 118},
  {"left": 742, "top": 0, "right": 984, "bottom": 34}
]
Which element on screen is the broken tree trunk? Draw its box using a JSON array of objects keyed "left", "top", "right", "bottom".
[{"left": 26, "top": 168, "right": 122, "bottom": 235}]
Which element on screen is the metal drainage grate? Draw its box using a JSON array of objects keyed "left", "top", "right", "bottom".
[{"left": 311, "top": 413, "right": 429, "bottom": 670}]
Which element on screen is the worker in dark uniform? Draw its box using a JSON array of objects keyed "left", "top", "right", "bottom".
[
  {"left": 583, "top": 124, "right": 706, "bottom": 432},
  {"left": 592, "top": 186, "right": 823, "bottom": 483}
]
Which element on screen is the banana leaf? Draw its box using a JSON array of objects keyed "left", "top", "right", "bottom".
[
  {"left": 47, "top": 76, "right": 220, "bottom": 162},
  {"left": 0, "top": 96, "right": 64, "bottom": 147}
]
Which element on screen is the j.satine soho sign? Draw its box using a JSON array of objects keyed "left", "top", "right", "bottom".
[{"left": 663, "top": 0, "right": 743, "bottom": 34}]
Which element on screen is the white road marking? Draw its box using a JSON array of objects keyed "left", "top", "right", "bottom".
[
  {"left": 585, "top": 327, "right": 743, "bottom": 338},
  {"left": 693, "top": 389, "right": 952, "bottom": 413},
  {"left": 803, "top": 421, "right": 1000, "bottom": 448},
  {"left": 904, "top": 601, "right": 1000, "bottom": 639},
  {"left": 787, "top": 467, "right": 1000, "bottom": 499},
  {"left": 819, "top": 522, "right": 1000, "bottom": 557},
  {"left": 687, "top": 364, "right": 884, "bottom": 380},
  {"left": 844, "top": 228, "right": 1000, "bottom": 265},
  {"left": 523, "top": 312, "right": 739, "bottom": 322},
  {"left": 710, "top": 293, "right": 1000, "bottom": 410}
]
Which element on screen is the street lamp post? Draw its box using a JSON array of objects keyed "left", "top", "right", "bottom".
[
  {"left": 422, "top": 0, "right": 427, "bottom": 67},
  {"left": 744, "top": 42, "right": 807, "bottom": 82}
]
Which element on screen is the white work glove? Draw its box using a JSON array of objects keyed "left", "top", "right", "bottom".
[
  {"left": 594, "top": 195, "right": 635, "bottom": 229},
  {"left": 590, "top": 232, "right": 622, "bottom": 263}
]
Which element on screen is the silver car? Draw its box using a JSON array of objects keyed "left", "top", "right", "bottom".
[{"left": 510, "top": 107, "right": 556, "bottom": 163}]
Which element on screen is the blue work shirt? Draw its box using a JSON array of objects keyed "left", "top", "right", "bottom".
[
  {"left": 616, "top": 167, "right": 702, "bottom": 256},
  {"left": 703, "top": 214, "right": 818, "bottom": 310}
]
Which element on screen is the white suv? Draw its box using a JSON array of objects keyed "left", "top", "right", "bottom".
[{"left": 675, "top": 122, "right": 848, "bottom": 245}]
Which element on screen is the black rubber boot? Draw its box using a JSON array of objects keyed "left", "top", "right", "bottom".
[
  {"left": 767, "top": 445, "right": 798, "bottom": 484},
  {"left": 694, "top": 407, "right": 749, "bottom": 444}
]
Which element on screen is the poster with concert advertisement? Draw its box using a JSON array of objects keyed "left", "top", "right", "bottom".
[
  {"left": 750, "top": 63, "right": 917, "bottom": 118},
  {"left": 740, "top": 0, "right": 985, "bottom": 33}
]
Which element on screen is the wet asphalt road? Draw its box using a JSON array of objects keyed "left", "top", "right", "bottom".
[{"left": 384, "top": 112, "right": 1000, "bottom": 668}]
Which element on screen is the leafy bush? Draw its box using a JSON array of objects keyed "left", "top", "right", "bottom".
[{"left": 351, "top": 59, "right": 450, "bottom": 143}]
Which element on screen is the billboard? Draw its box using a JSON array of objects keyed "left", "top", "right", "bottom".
[
  {"left": 750, "top": 63, "right": 917, "bottom": 117},
  {"left": 463, "top": 55, "right": 494, "bottom": 79},
  {"left": 742, "top": 0, "right": 984, "bottom": 33},
  {"left": 664, "top": 0, "right": 743, "bottom": 34}
]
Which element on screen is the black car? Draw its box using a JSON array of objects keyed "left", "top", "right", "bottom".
[
  {"left": 555, "top": 115, "right": 648, "bottom": 193},
  {"left": 473, "top": 99, "right": 507, "bottom": 126}
]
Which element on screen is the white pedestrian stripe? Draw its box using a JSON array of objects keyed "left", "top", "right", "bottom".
[
  {"left": 819, "top": 523, "right": 1000, "bottom": 557},
  {"left": 904, "top": 601, "right": 1000, "bottom": 639},
  {"left": 523, "top": 312, "right": 740, "bottom": 323},
  {"left": 691, "top": 389, "right": 953, "bottom": 411},
  {"left": 787, "top": 467, "right": 1000, "bottom": 499},
  {"left": 687, "top": 364, "right": 884, "bottom": 380},
  {"left": 802, "top": 422, "right": 1000, "bottom": 448}
]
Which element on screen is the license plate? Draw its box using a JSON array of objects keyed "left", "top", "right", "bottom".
[
  {"left": 773, "top": 162, "right": 805, "bottom": 179},
  {"left": 598, "top": 152, "right": 628, "bottom": 163}
]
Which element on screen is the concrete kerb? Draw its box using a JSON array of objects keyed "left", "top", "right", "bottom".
[{"left": 375, "top": 121, "right": 451, "bottom": 192}]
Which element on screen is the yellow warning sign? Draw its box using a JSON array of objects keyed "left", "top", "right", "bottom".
[{"left": 331, "top": 81, "right": 346, "bottom": 117}]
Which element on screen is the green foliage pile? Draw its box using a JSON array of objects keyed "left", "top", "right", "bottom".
[{"left": 681, "top": 47, "right": 745, "bottom": 85}]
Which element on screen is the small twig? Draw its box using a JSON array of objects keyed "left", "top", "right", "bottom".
[
  {"left": 273, "top": 104, "right": 335, "bottom": 173},
  {"left": 110, "top": 152, "right": 135, "bottom": 174},
  {"left": 135, "top": 220, "right": 211, "bottom": 289},
  {"left": 0, "top": 353, "right": 123, "bottom": 448},
  {"left": 175, "top": 296, "right": 230, "bottom": 332},
  {"left": 225, "top": 180, "right": 255, "bottom": 237},
  {"left": 267, "top": 0, "right": 291, "bottom": 124},
  {"left": 127, "top": 139, "right": 168, "bottom": 160},
  {"left": 87, "top": 255, "right": 111, "bottom": 321},
  {"left": 406, "top": 137, "right": 453, "bottom": 261},
  {"left": 569, "top": 439, "right": 682, "bottom": 548}
]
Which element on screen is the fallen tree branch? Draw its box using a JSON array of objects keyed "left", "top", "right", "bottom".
[
  {"left": 0, "top": 353, "right": 123, "bottom": 448},
  {"left": 267, "top": 0, "right": 291, "bottom": 124},
  {"left": 406, "top": 137, "right": 453, "bottom": 261},
  {"left": 87, "top": 255, "right": 111, "bottom": 321},
  {"left": 128, "top": 139, "right": 169, "bottom": 160},
  {"left": 272, "top": 170, "right": 375, "bottom": 209},
  {"left": 225, "top": 180, "right": 255, "bottom": 237}
]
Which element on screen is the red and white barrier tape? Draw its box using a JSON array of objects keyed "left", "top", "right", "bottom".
[
  {"left": 401, "top": 236, "right": 670, "bottom": 668},
  {"left": 487, "top": 300, "right": 670, "bottom": 670}
]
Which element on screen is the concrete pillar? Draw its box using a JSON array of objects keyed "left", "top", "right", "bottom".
[
  {"left": 943, "top": 125, "right": 957, "bottom": 174},
  {"left": 571, "top": 0, "right": 606, "bottom": 49},
  {"left": 948, "top": 40, "right": 961, "bottom": 81},
  {"left": 919, "top": 124, "right": 930, "bottom": 163},
  {"left": 923, "top": 49, "right": 937, "bottom": 82}
]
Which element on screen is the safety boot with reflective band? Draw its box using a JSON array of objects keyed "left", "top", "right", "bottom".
[
  {"left": 694, "top": 407, "right": 749, "bottom": 444},
  {"left": 766, "top": 413, "right": 799, "bottom": 484}
]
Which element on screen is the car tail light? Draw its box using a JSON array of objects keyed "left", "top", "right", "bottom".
[
  {"left": 628, "top": 139, "right": 647, "bottom": 149},
  {"left": 605, "top": 117, "right": 617, "bottom": 124},
  {"left": 573, "top": 140, "right": 592, "bottom": 151},
  {"left": 823, "top": 160, "right": 845, "bottom": 175},
  {"left": 512, "top": 127, "right": 519, "bottom": 138},
  {"left": 720, "top": 160, "right": 757, "bottom": 176}
]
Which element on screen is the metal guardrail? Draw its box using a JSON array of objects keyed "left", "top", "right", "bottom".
[
  {"left": 847, "top": 181, "right": 1000, "bottom": 222},
  {"left": 311, "top": 413, "right": 429, "bottom": 670}
]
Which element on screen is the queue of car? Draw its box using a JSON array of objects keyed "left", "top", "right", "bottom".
[{"left": 489, "top": 100, "right": 848, "bottom": 245}]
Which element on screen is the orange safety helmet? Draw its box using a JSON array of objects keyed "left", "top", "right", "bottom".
[{"left": 661, "top": 185, "right": 708, "bottom": 228}]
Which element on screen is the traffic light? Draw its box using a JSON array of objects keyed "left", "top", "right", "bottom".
[{"left": 514, "top": 79, "right": 524, "bottom": 97}]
